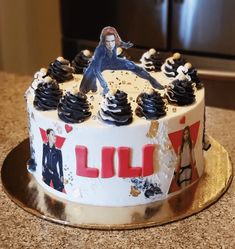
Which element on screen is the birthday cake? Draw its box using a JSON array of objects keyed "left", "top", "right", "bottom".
[{"left": 25, "top": 27, "right": 209, "bottom": 207}]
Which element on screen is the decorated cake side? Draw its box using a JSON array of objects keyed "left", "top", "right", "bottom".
[{"left": 24, "top": 26, "right": 209, "bottom": 207}]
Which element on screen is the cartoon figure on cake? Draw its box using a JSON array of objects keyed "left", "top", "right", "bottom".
[
  {"left": 130, "top": 177, "right": 162, "bottom": 199},
  {"left": 42, "top": 128, "right": 64, "bottom": 192},
  {"left": 79, "top": 26, "right": 164, "bottom": 95},
  {"left": 170, "top": 126, "right": 199, "bottom": 192}
]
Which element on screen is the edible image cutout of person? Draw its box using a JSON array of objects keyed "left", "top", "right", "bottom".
[
  {"left": 42, "top": 129, "right": 64, "bottom": 192},
  {"left": 79, "top": 26, "right": 164, "bottom": 95},
  {"left": 172, "top": 126, "right": 199, "bottom": 191}
]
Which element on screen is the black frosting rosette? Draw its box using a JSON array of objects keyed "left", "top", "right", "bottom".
[
  {"left": 161, "top": 53, "right": 186, "bottom": 78},
  {"left": 166, "top": 78, "right": 196, "bottom": 106},
  {"left": 33, "top": 76, "right": 62, "bottom": 111},
  {"left": 57, "top": 91, "right": 91, "bottom": 123},
  {"left": 99, "top": 89, "right": 133, "bottom": 126},
  {"left": 48, "top": 57, "right": 74, "bottom": 83},
  {"left": 140, "top": 49, "right": 163, "bottom": 72},
  {"left": 135, "top": 90, "right": 166, "bottom": 120},
  {"left": 188, "top": 67, "right": 203, "bottom": 89},
  {"left": 72, "top": 50, "right": 93, "bottom": 74}
]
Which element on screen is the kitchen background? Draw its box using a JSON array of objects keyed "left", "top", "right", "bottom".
[
  {"left": 0, "top": 0, "right": 61, "bottom": 75},
  {"left": 0, "top": 0, "right": 234, "bottom": 109}
]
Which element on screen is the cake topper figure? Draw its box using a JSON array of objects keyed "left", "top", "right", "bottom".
[{"left": 79, "top": 26, "right": 164, "bottom": 95}]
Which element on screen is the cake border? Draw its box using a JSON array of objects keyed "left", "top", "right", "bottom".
[{"left": 1, "top": 136, "right": 233, "bottom": 230}]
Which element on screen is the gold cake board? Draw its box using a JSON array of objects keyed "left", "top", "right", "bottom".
[{"left": 1, "top": 136, "right": 233, "bottom": 230}]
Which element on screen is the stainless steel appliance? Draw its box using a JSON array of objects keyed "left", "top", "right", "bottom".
[
  {"left": 60, "top": 0, "right": 235, "bottom": 60},
  {"left": 171, "top": 0, "right": 235, "bottom": 57}
]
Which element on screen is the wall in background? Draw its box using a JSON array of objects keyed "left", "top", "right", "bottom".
[{"left": 0, "top": 0, "right": 61, "bottom": 75}]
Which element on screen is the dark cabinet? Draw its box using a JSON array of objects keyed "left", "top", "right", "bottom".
[
  {"left": 60, "top": 0, "right": 235, "bottom": 60},
  {"left": 60, "top": 0, "right": 169, "bottom": 59},
  {"left": 111, "top": 0, "right": 169, "bottom": 49}
]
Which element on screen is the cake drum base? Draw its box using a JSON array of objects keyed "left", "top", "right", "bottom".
[{"left": 1, "top": 136, "right": 233, "bottom": 230}]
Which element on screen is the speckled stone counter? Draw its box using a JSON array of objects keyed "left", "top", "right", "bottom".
[{"left": 0, "top": 71, "right": 234, "bottom": 249}]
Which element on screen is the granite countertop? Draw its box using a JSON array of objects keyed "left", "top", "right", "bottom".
[{"left": 0, "top": 71, "right": 234, "bottom": 249}]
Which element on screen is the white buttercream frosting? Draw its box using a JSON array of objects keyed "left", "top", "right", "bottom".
[{"left": 25, "top": 68, "right": 205, "bottom": 206}]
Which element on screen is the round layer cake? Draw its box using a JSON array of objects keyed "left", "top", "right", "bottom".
[{"left": 25, "top": 67, "right": 205, "bottom": 207}]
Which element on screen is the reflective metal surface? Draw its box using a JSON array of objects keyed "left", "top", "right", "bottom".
[
  {"left": 171, "top": 0, "right": 235, "bottom": 56},
  {"left": 61, "top": 0, "right": 169, "bottom": 60},
  {"left": 1, "top": 137, "right": 233, "bottom": 230}
]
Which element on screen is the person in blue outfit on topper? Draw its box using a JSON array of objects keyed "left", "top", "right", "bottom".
[{"left": 79, "top": 26, "right": 164, "bottom": 95}]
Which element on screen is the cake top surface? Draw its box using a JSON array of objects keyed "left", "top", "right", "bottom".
[
  {"left": 26, "top": 69, "right": 204, "bottom": 128},
  {"left": 25, "top": 26, "right": 204, "bottom": 127}
]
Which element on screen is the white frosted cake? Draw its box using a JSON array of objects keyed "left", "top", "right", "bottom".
[{"left": 25, "top": 27, "right": 208, "bottom": 207}]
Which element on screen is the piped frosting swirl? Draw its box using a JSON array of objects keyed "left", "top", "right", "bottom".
[
  {"left": 166, "top": 77, "right": 195, "bottom": 106},
  {"left": 187, "top": 67, "right": 203, "bottom": 89},
  {"left": 161, "top": 53, "right": 186, "bottom": 78},
  {"left": 99, "top": 89, "right": 133, "bottom": 126},
  {"left": 72, "top": 50, "right": 92, "bottom": 74},
  {"left": 176, "top": 62, "right": 203, "bottom": 90},
  {"left": 57, "top": 91, "right": 91, "bottom": 123},
  {"left": 140, "top": 49, "right": 163, "bottom": 72},
  {"left": 135, "top": 89, "right": 167, "bottom": 120},
  {"left": 33, "top": 76, "right": 63, "bottom": 111},
  {"left": 48, "top": 57, "right": 74, "bottom": 83},
  {"left": 31, "top": 68, "right": 47, "bottom": 90}
]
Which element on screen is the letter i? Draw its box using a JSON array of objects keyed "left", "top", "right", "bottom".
[
  {"left": 142, "top": 144, "right": 155, "bottom": 176},
  {"left": 101, "top": 147, "right": 115, "bottom": 178}
]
